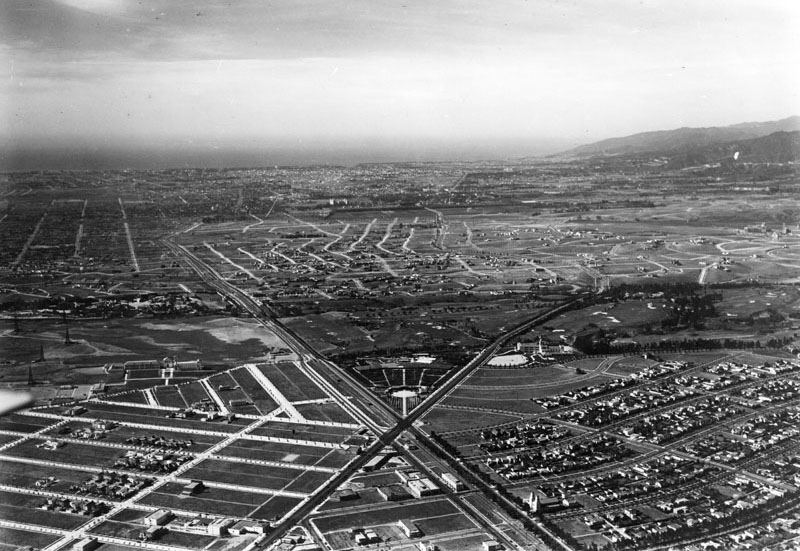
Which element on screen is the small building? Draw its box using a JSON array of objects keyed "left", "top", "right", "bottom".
[
  {"left": 417, "top": 543, "right": 437, "bottom": 551},
  {"left": 440, "top": 472, "right": 465, "bottom": 492},
  {"left": 66, "top": 406, "right": 87, "bottom": 417},
  {"left": 483, "top": 541, "right": 503, "bottom": 551},
  {"left": 144, "top": 508, "right": 173, "bottom": 527},
  {"left": 72, "top": 537, "right": 100, "bottom": 551},
  {"left": 398, "top": 519, "right": 422, "bottom": 538}
]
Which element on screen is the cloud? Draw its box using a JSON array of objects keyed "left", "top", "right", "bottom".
[{"left": 1, "top": 0, "right": 798, "bottom": 156}]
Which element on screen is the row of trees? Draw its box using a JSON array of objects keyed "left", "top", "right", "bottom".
[{"left": 578, "top": 335, "right": 793, "bottom": 355}]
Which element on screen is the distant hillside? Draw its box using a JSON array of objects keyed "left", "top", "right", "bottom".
[
  {"left": 563, "top": 116, "right": 800, "bottom": 158},
  {"left": 659, "top": 130, "right": 800, "bottom": 168}
]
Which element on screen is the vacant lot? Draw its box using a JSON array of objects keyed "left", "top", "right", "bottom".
[
  {"left": 216, "top": 438, "right": 333, "bottom": 465},
  {"left": 183, "top": 458, "right": 306, "bottom": 491},
  {"left": 257, "top": 362, "right": 328, "bottom": 401},
  {"left": 249, "top": 421, "right": 354, "bottom": 444},
  {"left": 139, "top": 481, "right": 285, "bottom": 519}
]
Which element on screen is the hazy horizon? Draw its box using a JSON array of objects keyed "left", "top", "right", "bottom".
[{"left": 2, "top": 0, "right": 799, "bottom": 171}]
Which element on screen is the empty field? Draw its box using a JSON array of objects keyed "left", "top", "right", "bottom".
[{"left": 182, "top": 458, "right": 306, "bottom": 491}]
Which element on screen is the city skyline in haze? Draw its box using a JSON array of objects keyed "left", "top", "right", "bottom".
[{"left": 1, "top": 0, "right": 799, "bottom": 170}]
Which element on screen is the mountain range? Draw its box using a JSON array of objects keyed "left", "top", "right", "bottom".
[{"left": 561, "top": 116, "right": 800, "bottom": 165}]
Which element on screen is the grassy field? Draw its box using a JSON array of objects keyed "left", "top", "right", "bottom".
[
  {"left": 229, "top": 367, "right": 280, "bottom": 414},
  {"left": 249, "top": 495, "right": 303, "bottom": 521},
  {"left": 152, "top": 385, "right": 189, "bottom": 408},
  {"left": 0, "top": 527, "right": 62, "bottom": 550},
  {"left": 295, "top": 402, "right": 356, "bottom": 424},
  {"left": 0, "top": 457, "right": 111, "bottom": 493},
  {"left": 183, "top": 459, "right": 307, "bottom": 491},
  {"left": 139, "top": 481, "right": 274, "bottom": 518},
  {"left": 463, "top": 364, "right": 593, "bottom": 387},
  {"left": 215, "top": 438, "right": 335, "bottom": 465},
  {"left": 0, "top": 413, "right": 57, "bottom": 434},
  {"left": 69, "top": 401, "right": 249, "bottom": 432},
  {"left": 257, "top": 362, "right": 328, "bottom": 401},
  {"left": 421, "top": 407, "right": 520, "bottom": 433},
  {"left": 441, "top": 394, "right": 544, "bottom": 414},
  {"left": 283, "top": 470, "right": 335, "bottom": 493},
  {"left": 0, "top": 489, "right": 90, "bottom": 530},
  {"left": 4, "top": 438, "right": 123, "bottom": 469},
  {"left": 249, "top": 422, "right": 355, "bottom": 444}
]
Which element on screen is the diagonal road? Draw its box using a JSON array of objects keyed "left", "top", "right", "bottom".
[{"left": 162, "top": 234, "right": 585, "bottom": 548}]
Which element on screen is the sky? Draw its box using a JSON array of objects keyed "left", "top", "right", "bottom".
[{"left": 1, "top": 0, "right": 799, "bottom": 168}]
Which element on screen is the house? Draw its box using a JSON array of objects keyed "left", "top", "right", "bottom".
[{"left": 482, "top": 540, "right": 503, "bottom": 551}]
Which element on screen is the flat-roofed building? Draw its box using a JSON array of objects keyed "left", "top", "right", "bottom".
[
  {"left": 406, "top": 477, "right": 440, "bottom": 498},
  {"left": 440, "top": 472, "right": 465, "bottom": 491},
  {"left": 377, "top": 485, "right": 413, "bottom": 502},
  {"left": 144, "top": 509, "right": 173, "bottom": 527},
  {"left": 72, "top": 538, "right": 99, "bottom": 551},
  {"left": 398, "top": 519, "right": 422, "bottom": 538},
  {"left": 207, "top": 518, "right": 234, "bottom": 536}
]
